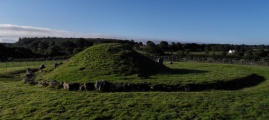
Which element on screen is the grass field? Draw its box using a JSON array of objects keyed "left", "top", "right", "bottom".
[
  {"left": 0, "top": 60, "right": 63, "bottom": 68},
  {"left": 1, "top": 62, "right": 269, "bottom": 119}
]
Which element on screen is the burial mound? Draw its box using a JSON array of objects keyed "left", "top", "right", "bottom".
[{"left": 45, "top": 43, "right": 169, "bottom": 82}]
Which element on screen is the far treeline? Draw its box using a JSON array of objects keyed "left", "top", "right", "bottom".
[{"left": 0, "top": 37, "right": 269, "bottom": 62}]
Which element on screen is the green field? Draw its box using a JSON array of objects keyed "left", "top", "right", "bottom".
[
  {"left": 1, "top": 62, "right": 269, "bottom": 119},
  {"left": 0, "top": 60, "right": 63, "bottom": 68}
]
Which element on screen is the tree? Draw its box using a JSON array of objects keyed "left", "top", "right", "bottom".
[
  {"left": 38, "top": 41, "right": 49, "bottom": 50},
  {"left": 254, "top": 48, "right": 267, "bottom": 58},
  {"left": 244, "top": 50, "right": 253, "bottom": 59},
  {"left": 146, "top": 41, "right": 155, "bottom": 47},
  {"left": 158, "top": 41, "right": 169, "bottom": 51},
  {"left": 184, "top": 43, "right": 200, "bottom": 51},
  {"left": 0, "top": 44, "right": 7, "bottom": 61},
  {"left": 47, "top": 46, "right": 61, "bottom": 56},
  {"left": 138, "top": 42, "right": 143, "bottom": 46},
  {"left": 144, "top": 41, "right": 164, "bottom": 55}
]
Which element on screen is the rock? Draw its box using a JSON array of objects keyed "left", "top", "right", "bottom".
[
  {"left": 84, "top": 82, "right": 95, "bottom": 91},
  {"left": 23, "top": 68, "right": 36, "bottom": 84},
  {"left": 150, "top": 84, "right": 172, "bottom": 91},
  {"left": 22, "top": 77, "right": 37, "bottom": 85},
  {"left": 115, "top": 83, "right": 128, "bottom": 92},
  {"left": 63, "top": 82, "right": 69, "bottom": 90},
  {"left": 63, "top": 82, "right": 80, "bottom": 91},
  {"left": 127, "top": 83, "right": 149, "bottom": 92},
  {"left": 38, "top": 80, "right": 49, "bottom": 87},
  {"left": 48, "top": 80, "right": 62, "bottom": 89},
  {"left": 169, "top": 61, "right": 173, "bottom": 64},
  {"left": 22, "top": 76, "right": 34, "bottom": 84},
  {"left": 29, "top": 81, "right": 38, "bottom": 85},
  {"left": 40, "top": 64, "right": 46, "bottom": 70},
  {"left": 79, "top": 82, "right": 94, "bottom": 91},
  {"left": 157, "top": 58, "right": 163, "bottom": 64},
  {"left": 79, "top": 84, "right": 86, "bottom": 91},
  {"left": 95, "top": 80, "right": 115, "bottom": 92},
  {"left": 136, "top": 83, "right": 150, "bottom": 91},
  {"left": 26, "top": 68, "right": 34, "bottom": 77},
  {"left": 151, "top": 84, "right": 163, "bottom": 91},
  {"left": 54, "top": 63, "right": 60, "bottom": 69},
  {"left": 184, "top": 86, "right": 190, "bottom": 91}
]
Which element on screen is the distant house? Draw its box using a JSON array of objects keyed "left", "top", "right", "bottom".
[{"left": 228, "top": 50, "right": 236, "bottom": 54}]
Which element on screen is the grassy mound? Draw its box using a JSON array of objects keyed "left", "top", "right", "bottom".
[{"left": 44, "top": 43, "right": 169, "bottom": 82}]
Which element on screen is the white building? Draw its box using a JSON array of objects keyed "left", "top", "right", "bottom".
[{"left": 228, "top": 50, "right": 236, "bottom": 54}]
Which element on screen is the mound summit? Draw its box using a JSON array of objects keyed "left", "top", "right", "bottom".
[{"left": 45, "top": 43, "right": 169, "bottom": 82}]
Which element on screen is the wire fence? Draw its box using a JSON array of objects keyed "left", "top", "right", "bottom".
[
  {"left": 149, "top": 56, "right": 269, "bottom": 66},
  {"left": 1, "top": 56, "right": 269, "bottom": 68}
]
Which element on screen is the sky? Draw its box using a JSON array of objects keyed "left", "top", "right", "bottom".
[{"left": 0, "top": 0, "right": 269, "bottom": 45}]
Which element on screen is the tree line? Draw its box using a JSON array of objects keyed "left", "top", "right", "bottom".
[
  {"left": 0, "top": 37, "right": 269, "bottom": 62},
  {"left": 140, "top": 41, "right": 268, "bottom": 58}
]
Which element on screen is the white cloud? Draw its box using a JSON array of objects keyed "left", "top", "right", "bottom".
[{"left": 0, "top": 24, "right": 120, "bottom": 43}]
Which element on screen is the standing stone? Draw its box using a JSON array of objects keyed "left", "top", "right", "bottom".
[
  {"left": 157, "top": 58, "right": 163, "bottom": 64},
  {"left": 63, "top": 82, "right": 69, "bottom": 90},
  {"left": 23, "top": 68, "right": 36, "bottom": 84}
]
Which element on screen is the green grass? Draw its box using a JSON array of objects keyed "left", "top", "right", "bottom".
[
  {"left": 1, "top": 62, "right": 269, "bottom": 119},
  {"left": 0, "top": 60, "right": 63, "bottom": 68}
]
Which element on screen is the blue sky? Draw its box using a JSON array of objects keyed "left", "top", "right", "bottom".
[{"left": 0, "top": 0, "right": 269, "bottom": 44}]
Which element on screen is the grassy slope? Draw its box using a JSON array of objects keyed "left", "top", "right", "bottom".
[
  {"left": 1, "top": 63, "right": 269, "bottom": 119},
  {"left": 44, "top": 43, "right": 169, "bottom": 82}
]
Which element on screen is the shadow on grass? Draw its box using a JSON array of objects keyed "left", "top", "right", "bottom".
[
  {"left": 0, "top": 75, "right": 13, "bottom": 78},
  {"left": 187, "top": 73, "right": 266, "bottom": 91},
  {"left": 169, "top": 68, "right": 208, "bottom": 74}
]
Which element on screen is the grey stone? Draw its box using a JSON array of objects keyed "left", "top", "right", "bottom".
[
  {"left": 40, "top": 64, "right": 46, "bottom": 70},
  {"left": 63, "top": 82, "right": 80, "bottom": 91},
  {"left": 38, "top": 80, "right": 49, "bottom": 87},
  {"left": 95, "top": 80, "right": 115, "bottom": 92},
  {"left": 157, "top": 58, "right": 163, "bottom": 64},
  {"left": 48, "top": 80, "right": 62, "bottom": 89}
]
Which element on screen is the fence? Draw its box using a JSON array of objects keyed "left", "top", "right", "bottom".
[
  {"left": 1, "top": 56, "right": 269, "bottom": 68},
  {"left": 149, "top": 56, "right": 269, "bottom": 66},
  {"left": 0, "top": 60, "right": 64, "bottom": 68}
]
